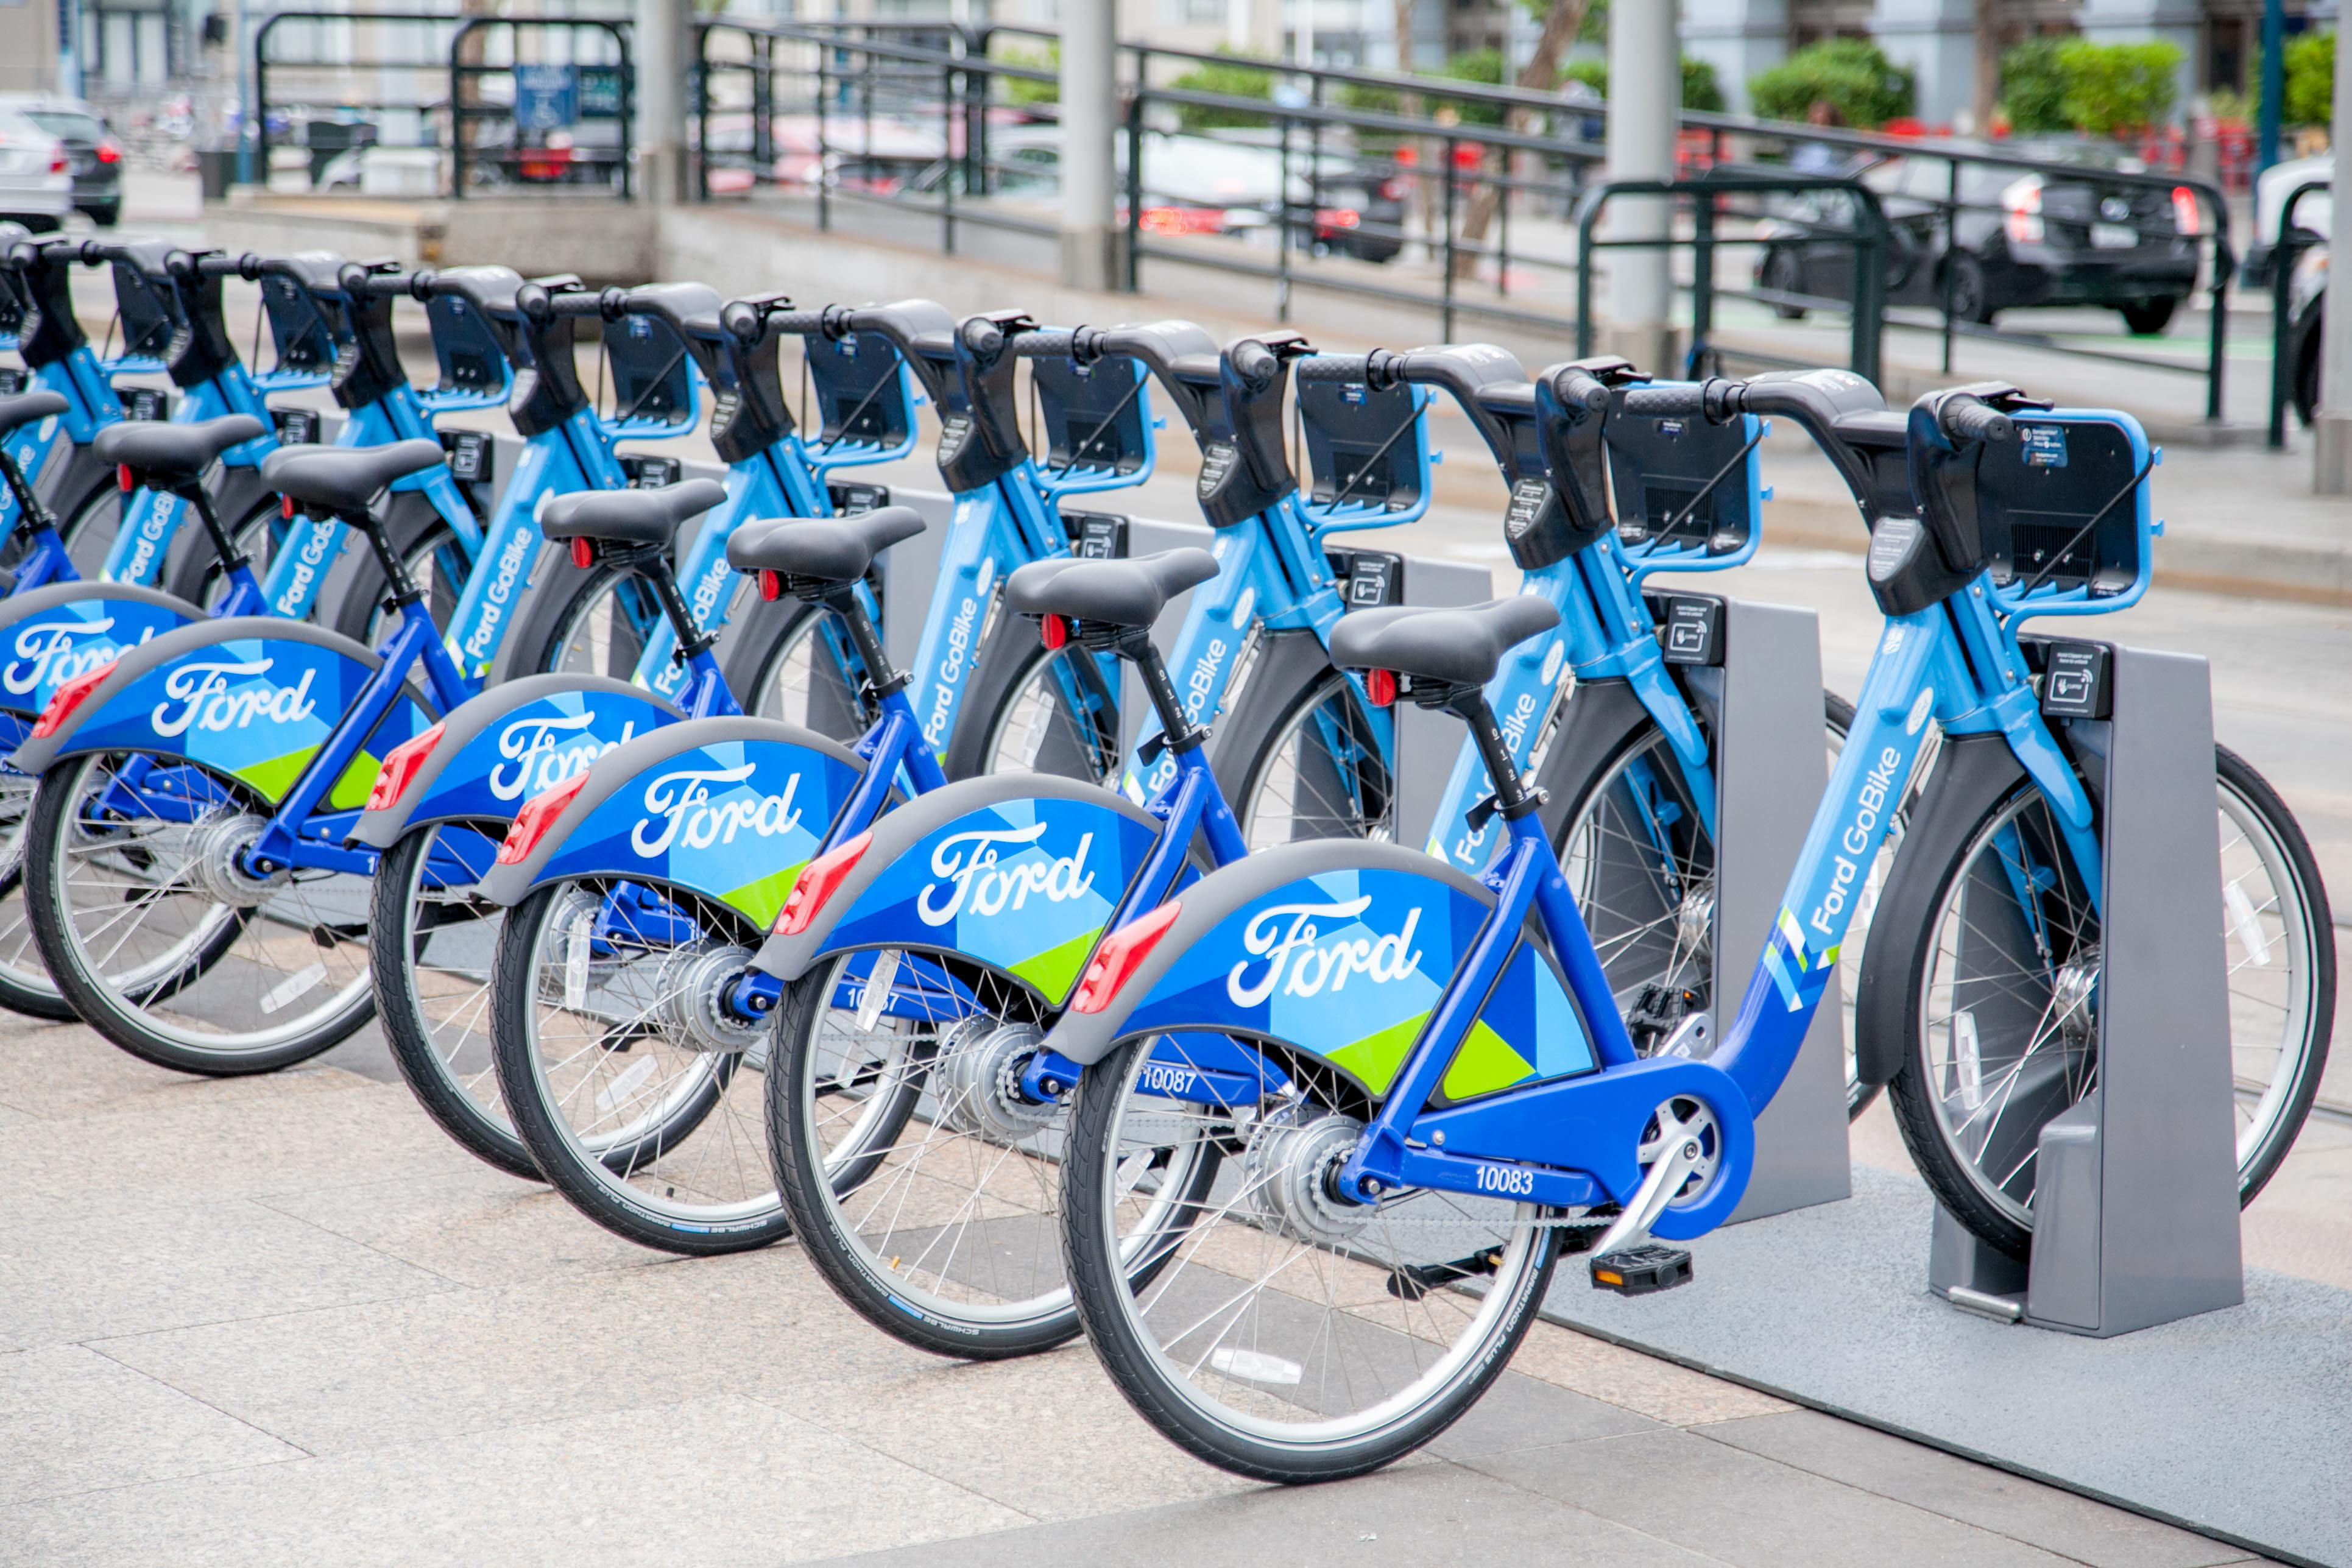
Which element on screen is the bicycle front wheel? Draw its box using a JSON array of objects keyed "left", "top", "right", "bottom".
[
  {"left": 1229, "top": 665, "right": 1395, "bottom": 850},
  {"left": 24, "top": 750, "right": 377, "bottom": 1073},
  {"left": 1877, "top": 743, "right": 2332, "bottom": 1257},
  {"left": 1061, "top": 1033, "right": 1563, "bottom": 1483},
  {"left": 491, "top": 876, "right": 789, "bottom": 1254}
]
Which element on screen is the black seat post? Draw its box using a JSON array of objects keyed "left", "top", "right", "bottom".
[
  {"left": 1445, "top": 687, "right": 1538, "bottom": 824},
  {"left": 0, "top": 445, "right": 57, "bottom": 534},
  {"left": 1123, "top": 632, "right": 1207, "bottom": 756},
  {"left": 627, "top": 545, "right": 718, "bottom": 665},
  {"left": 182, "top": 481, "right": 250, "bottom": 575},
  {"left": 814, "top": 582, "right": 905, "bottom": 699}
]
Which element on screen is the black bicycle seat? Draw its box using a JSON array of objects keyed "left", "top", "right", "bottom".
[
  {"left": 726, "top": 506, "right": 925, "bottom": 585},
  {"left": 260, "top": 438, "right": 443, "bottom": 514},
  {"left": 95, "top": 414, "right": 267, "bottom": 482},
  {"left": 1330, "top": 597, "right": 1561, "bottom": 690},
  {"left": 0, "top": 390, "right": 68, "bottom": 437},
  {"left": 540, "top": 478, "right": 727, "bottom": 551},
  {"left": 1005, "top": 548, "right": 1218, "bottom": 632}
]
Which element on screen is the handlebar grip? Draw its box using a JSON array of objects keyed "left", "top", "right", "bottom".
[
  {"left": 1619, "top": 384, "right": 1706, "bottom": 419},
  {"left": 1227, "top": 338, "right": 1286, "bottom": 393},
  {"left": 1293, "top": 353, "right": 1372, "bottom": 386},
  {"left": 1545, "top": 365, "right": 1611, "bottom": 418},
  {"left": 1942, "top": 397, "right": 2015, "bottom": 445},
  {"left": 514, "top": 283, "right": 609, "bottom": 326},
  {"left": 1011, "top": 327, "right": 1078, "bottom": 359}
]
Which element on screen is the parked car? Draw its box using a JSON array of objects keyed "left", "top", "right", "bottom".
[
  {"left": 2283, "top": 235, "right": 2326, "bottom": 425},
  {"left": 0, "top": 108, "right": 71, "bottom": 232},
  {"left": 2243, "top": 152, "right": 2331, "bottom": 288},
  {"left": 0, "top": 96, "right": 120, "bottom": 225},
  {"left": 1753, "top": 139, "right": 2202, "bottom": 334}
]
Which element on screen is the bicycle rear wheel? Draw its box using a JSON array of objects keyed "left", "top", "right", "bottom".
[
  {"left": 492, "top": 876, "right": 789, "bottom": 1253},
  {"left": 1061, "top": 1031, "right": 1563, "bottom": 1483},
  {"left": 1876, "top": 743, "right": 2332, "bottom": 1257},
  {"left": 25, "top": 750, "right": 376, "bottom": 1073}
]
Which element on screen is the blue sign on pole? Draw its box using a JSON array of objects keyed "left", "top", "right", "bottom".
[{"left": 515, "top": 64, "right": 580, "bottom": 134}]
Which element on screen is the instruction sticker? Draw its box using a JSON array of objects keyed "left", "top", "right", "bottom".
[{"left": 2020, "top": 424, "right": 2068, "bottom": 468}]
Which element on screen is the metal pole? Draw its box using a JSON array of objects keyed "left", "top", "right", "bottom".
[
  {"left": 815, "top": 39, "right": 829, "bottom": 231},
  {"left": 1441, "top": 135, "right": 1457, "bottom": 340},
  {"left": 1689, "top": 187, "right": 1712, "bottom": 378},
  {"left": 2316, "top": 14, "right": 2352, "bottom": 488},
  {"left": 1941, "top": 159, "right": 1958, "bottom": 375},
  {"left": 1276, "top": 111, "right": 1292, "bottom": 322},
  {"left": 1059, "top": 0, "right": 1119, "bottom": 290},
  {"left": 2258, "top": 0, "right": 2285, "bottom": 175},
  {"left": 1603, "top": 0, "right": 1676, "bottom": 369},
  {"left": 1124, "top": 89, "right": 1144, "bottom": 292},
  {"left": 634, "top": 0, "right": 688, "bottom": 203},
  {"left": 941, "top": 60, "right": 956, "bottom": 253}
]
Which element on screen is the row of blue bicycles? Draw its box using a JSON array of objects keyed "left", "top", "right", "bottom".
[{"left": 1, "top": 228, "right": 2331, "bottom": 1483}]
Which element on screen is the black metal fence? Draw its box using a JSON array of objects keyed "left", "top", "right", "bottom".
[
  {"left": 252, "top": 13, "right": 634, "bottom": 200},
  {"left": 691, "top": 18, "right": 2243, "bottom": 421}
]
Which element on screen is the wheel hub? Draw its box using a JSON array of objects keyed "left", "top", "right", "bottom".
[
  {"left": 1637, "top": 1095, "right": 1723, "bottom": 1212},
  {"left": 1674, "top": 878, "right": 1716, "bottom": 959},
  {"left": 652, "top": 941, "right": 763, "bottom": 1055},
  {"left": 186, "top": 813, "right": 290, "bottom": 908},
  {"left": 936, "top": 1017, "right": 1058, "bottom": 1143},
  {"left": 1243, "top": 1107, "right": 1371, "bottom": 1246},
  {"left": 2052, "top": 947, "right": 2101, "bottom": 1050}
]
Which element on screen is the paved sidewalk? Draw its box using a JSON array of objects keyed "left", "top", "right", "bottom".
[{"left": 0, "top": 1019, "right": 2280, "bottom": 1567}]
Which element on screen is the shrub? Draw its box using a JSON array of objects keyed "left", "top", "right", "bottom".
[
  {"left": 1168, "top": 51, "right": 1276, "bottom": 131},
  {"left": 1438, "top": 48, "right": 1508, "bottom": 126},
  {"left": 2054, "top": 38, "right": 2181, "bottom": 135},
  {"left": 993, "top": 42, "right": 1057, "bottom": 108},
  {"left": 1998, "top": 36, "right": 2071, "bottom": 133},
  {"left": 2284, "top": 30, "right": 2334, "bottom": 126},
  {"left": 1558, "top": 55, "right": 1728, "bottom": 111},
  {"left": 1749, "top": 38, "right": 1915, "bottom": 130}
]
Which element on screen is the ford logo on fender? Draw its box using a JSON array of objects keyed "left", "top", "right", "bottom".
[
  {"left": 630, "top": 762, "right": 805, "bottom": 857},
  {"left": 489, "top": 710, "right": 640, "bottom": 803},
  {"left": 917, "top": 822, "right": 1095, "bottom": 925},
  {"left": 4, "top": 617, "right": 146, "bottom": 696},
  {"left": 150, "top": 658, "right": 319, "bottom": 738},
  {"left": 1227, "top": 896, "right": 1423, "bottom": 1007}
]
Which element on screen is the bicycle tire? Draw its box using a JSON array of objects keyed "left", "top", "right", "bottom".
[
  {"left": 1872, "top": 740, "right": 2333, "bottom": 1257},
  {"left": 942, "top": 631, "right": 1123, "bottom": 785},
  {"left": 370, "top": 822, "right": 538, "bottom": 1178},
  {"left": 1218, "top": 634, "right": 1393, "bottom": 849}
]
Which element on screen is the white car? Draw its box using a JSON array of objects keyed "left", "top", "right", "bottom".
[
  {"left": 2245, "top": 152, "right": 2332, "bottom": 286},
  {"left": 0, "top": 107, "right": 71, "bottom": 230}
]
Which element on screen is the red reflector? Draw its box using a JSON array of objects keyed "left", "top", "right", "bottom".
[
  {"left": 568, "top": 536, "right": 595, "bottom": 570},
  {"left": 774, "top": 830, "right": 872, "bottom": 935},
  {"left": 1040, "top": 613, "right": 1067, "bottom": 651},
  {"left": 495, "top": 773, "right": 588, "bottom": 867},
  {"left": 281, "top": 494, "right": 296, "bottom": 519},
  {"left": 760, "top": 568, "right": 783, "bottom": 602},
  {"left": 116, "top": 464, "right": 133, "bottom": 493},
  {"left": 1366, "top": 668, "right": 1397, "bottom": 707},
  {"left": 31, "top": 660, "right": 116, "bottom": 740},
  {"left": 1073, "top": 900, "right": 1182, "bottom": 1014},
  {"left": 364, "top": 722, "right": 445, "bottom": 813}
]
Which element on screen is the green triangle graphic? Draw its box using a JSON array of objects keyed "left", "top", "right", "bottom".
[
  {"left": 1440, "top": 1019, "right": 1536, "bottom": 1102},
  {"left": 1327, "top": 1009, "right": 1430, "bottom": 1098},
  {"left": 1009, "top": 926, "right": 1103, "bottom": 1005},
  {"left": 327, "top": 749, "right": 382, "bottom": 812},
  {"left": 231, "top": 744, "right": 324, "bottom": 805},
  {"left": 723, "top": 857, "right": 809, "bottom": 930}
]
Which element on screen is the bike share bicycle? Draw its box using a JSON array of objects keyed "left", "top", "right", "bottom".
[
  {"left": 353, "top": 288, "right": 931, "bottom": 1176},
  {"left": 462, "top": 306, "right": 1192, "bottom": 1239},
  {"left": 0, "top": 244, "right": 495, "bottom": 1017},
  {"left": 1034, "top": 375, "right": 2330, "bottom": 1481}
]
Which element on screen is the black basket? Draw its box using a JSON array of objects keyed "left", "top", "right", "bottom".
[
  {"left": 1605, "top": 397, "right": 1759, "bottom": 556},
  {"left": 425, "top": 292, "right": 510, "bottom": 395},
  {"left": 256, "top": 274, "right": 338, "bottom": 375},
  {"left": 601, "top": 309, "right": 694, "bottom": 428},
  {"left": 1031, "top": 354, "right": 1148, "bottom": 477},
  {"left": 1977, "top": 414, "right": 2147, "bottom": 599},
  {"left": 108, "top": 261, "right": 178, "bottom": 361},
  {"left": 1298, "top": 374, "right": 1422, "bottom": 514},
  {"left": 802, "top": 330, "right": 916, "bottom": 450}
]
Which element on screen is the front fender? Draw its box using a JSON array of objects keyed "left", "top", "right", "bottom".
[
  {"left": 1042, "top": 841, "right": 1507, "bottom": 1094},
  {"left": 351, "top": 673, "right": 683, "bottom": 848},
  {"left": 477, "top": 716, "right": 864, "bottom": 931},
  {"left": 10, "top": 617, "right": 437, "bottom": 808},
  {"left": 0, "top": 582, "right": 202, "bottom": 718},
  {"left": 752, "top": 772, "right": 1164, "bottom": 1008}
]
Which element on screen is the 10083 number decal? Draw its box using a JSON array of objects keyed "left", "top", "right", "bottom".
[{"left": 1474, "top": 1162, "right": 1537, "bottom": 1196}]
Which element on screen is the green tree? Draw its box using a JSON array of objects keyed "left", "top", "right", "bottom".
[
  {"left": 2284, "top": 30, "right": 2334, "bottom": 126},
  {"left": 1997, "top": 36, "right": 2070, "bottom": 133},
  {"left": 1168, "top": 51, "right": 1276, "bottom": 131},
  {"left": 2054, "top": 38, "right": 2180, "bottom": 135},
  {"left": 1438, "top": 47, "right": 1508, "bottom": 126},
  {"left": 1748, "top": 38, "right": 1916, "bottom": 129},
  {"left": 1558, "top": 55, "right": 1725, "bottom": 111},
  {"left": 993, "top": 41, "right": 1058, "bottom": 108}
]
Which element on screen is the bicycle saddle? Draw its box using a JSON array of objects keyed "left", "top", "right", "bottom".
[
  {"left": 540, "top": 478, "right": 728, "bottom": 551},
  {"left": 94, "top": 414, "right": 267, "bottom": 482},
  {"left": 0, "top": 389, "right": 68, "bottom": 437},
  {"left": 1005, "top": 548, "right": 1219, "bottom": 631},
  {"left": 726, "top": 506, "right": 925, "bottom": 585},
  {"left": 1330, "top": 597, "right": 1561, "bottom": 690},
  {"left": 260, "top": 438, "right": 443, "bottom": 514}
]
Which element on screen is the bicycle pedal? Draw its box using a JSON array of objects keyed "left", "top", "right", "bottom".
[
  {"left": 1589, "top": 1243, "right": 1693, "bottom": 1296},
  {"left": 1386, "top": 1249, "right": 1501, "bottom": 1302}
]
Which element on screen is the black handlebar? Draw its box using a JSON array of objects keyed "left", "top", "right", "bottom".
[
  {"left": 513, "top": 282, "right": 613, "bottom": 326},
  {"left": 1544, "top": 364, "right": 1612, "bottom": 420},
  {"left": 1940, "top": 396, "right": 2015, "bottom": 445}
]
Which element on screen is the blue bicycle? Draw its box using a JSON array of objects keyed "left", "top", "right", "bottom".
[{"left": 1039, "top": 374, "right": 2331, "bottom": 1480}]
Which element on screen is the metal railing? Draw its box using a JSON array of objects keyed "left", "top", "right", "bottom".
[
  {"left": 252, "top": 13, "right": 634, "bottom": 200},
  {"left": 2269, "top": 179, "right": 2329, "bottom": 448},
  {"left": 694, "top": 21, "right": 2239, "bottom": 417}
]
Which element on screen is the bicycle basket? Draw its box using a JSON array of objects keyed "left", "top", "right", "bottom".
[
  {"left": 108, "top": 261, "right": 177, "bottom": 363},
  {"left": 1606, "top": 387, "right": 1763, "bottom": 561},
  {"left": 599, "top": 309, "right": 695, "bottom": 434},
  {"left": 801, "top": 329, "right": 916, "bottom": 451},
  {"left": 423, "top": 292, "right": 512, "bottom": 400},
  {"left": 1978, "top": 409, "right": 2152, "bottom": 613},
  {"left": 1031, "top": 353, "right": 1149, "bottom": 477},
  {"left": 258, "top": 274, "right": 338, "bottom": 375},
  {"left": 1297, "top": 373, "right": 1425, "bottom": 518}
]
